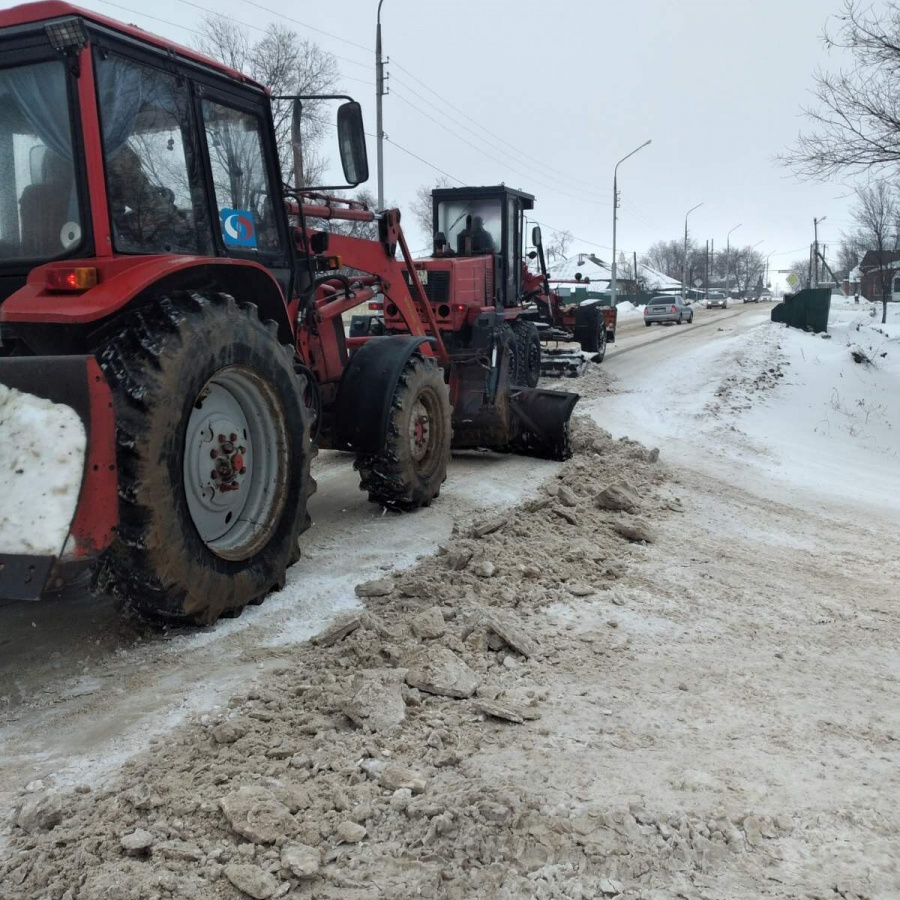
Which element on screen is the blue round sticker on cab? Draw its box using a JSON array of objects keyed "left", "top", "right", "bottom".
[{"left": 220, "top": 209, "right": 257, "bottom": 248}]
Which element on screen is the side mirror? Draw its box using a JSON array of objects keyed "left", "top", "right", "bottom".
[
  {"left": 337, "top": 101, "right": 369, "bottom": 187},
  {"left": 532, "top": 226, "right": 542, "bottom": 248}
]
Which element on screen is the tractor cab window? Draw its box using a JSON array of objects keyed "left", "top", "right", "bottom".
[
  {"left": 201, "top": 100, "right": 280, "bottom": 255},
  {"left": 0, "top": 60, "right": 82, "bottom": 263},
  {"left": 95, "top": 54, "right": 212, "bottom": 256},
  {"left": 437, "top": 199, "right": 501, "bottom": 257}
]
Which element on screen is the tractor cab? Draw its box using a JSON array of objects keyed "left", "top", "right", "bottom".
[{"left": 431, "top": 185, "right": 534, "bottom": 307}]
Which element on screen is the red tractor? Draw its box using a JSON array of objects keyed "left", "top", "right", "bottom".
[
  {"left": 361, "top": 185, "right": 616, "bottom": 383},
  {"left": 0, "top": 2, "right": 577, "bottom": 623}
]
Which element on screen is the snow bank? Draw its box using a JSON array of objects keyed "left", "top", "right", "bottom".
[
  {"left": 0, "top": 385, "right": 86, "bottom": 556},
  {"left": 740, "top": 308, "right": 900, "bottom": 510}
]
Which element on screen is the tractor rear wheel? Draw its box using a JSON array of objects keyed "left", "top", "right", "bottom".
[
  {"left": 355, "top": 353, "right": 451, "bottom": 510},
  {"left": 512, "top": 319, "right": 541, "bottom": 387},
  {"left": 575, "top": 304, "right": 607, "bottom": 360},
  {"left": 93, "top": 291, "right": 313, "bottom": 625}
]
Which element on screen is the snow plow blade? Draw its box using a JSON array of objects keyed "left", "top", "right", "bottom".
[
  {"left": 0, "top": 356, "right": 117, "bottom": 601},
  {"left": 450, "top": 356, "right": 578, "bottom": 461},
  {"left": 539, "top": 349, "right": 591, "bottom": 379}
]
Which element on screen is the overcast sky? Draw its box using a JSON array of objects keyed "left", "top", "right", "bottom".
[{"left": 26, "top": 0, "right": 887, "bottom": 289}]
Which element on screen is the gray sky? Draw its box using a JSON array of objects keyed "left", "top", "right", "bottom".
[{"left": 27, "top": 0, "right": 885, "bottom": 286}]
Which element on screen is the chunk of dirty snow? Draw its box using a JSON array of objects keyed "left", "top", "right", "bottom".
[
  {"left": 0, "top": 385, "right": 86, "bottom": 555},
  {"left": 404, "top": 647, "right": 479, "bottom": 698},
  {"left": 223, "top": 863, "right": 279, "bottom": 899}
]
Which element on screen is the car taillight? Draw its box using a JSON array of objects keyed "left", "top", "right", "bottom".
[
  {"left": 46, "top": 267, "right": 98, "bottom": 292},
  {"left": 671, "top": 306, "right": 677, "bottom": 314},
  {"left": 643, "top": 307, "right": 649, "bottom": 315}
]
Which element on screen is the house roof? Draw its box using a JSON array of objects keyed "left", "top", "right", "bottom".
[
  {"left": 859, "top": 250, "right": 900, "bottom": 269},
  {"left": 546, "top": 253, "right": 682, "bottom": 291}
]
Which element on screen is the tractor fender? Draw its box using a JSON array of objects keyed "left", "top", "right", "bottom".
[
  {"left": 2, "top": 257, "right": 293, "bottom": 344},
  {"left": 332, "top": 336, "right": 434, "bottom": 453}
]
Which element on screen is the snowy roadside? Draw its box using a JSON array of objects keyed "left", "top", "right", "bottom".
[{"left": 2, "top": 308, "right": 899, "bottom": 899}]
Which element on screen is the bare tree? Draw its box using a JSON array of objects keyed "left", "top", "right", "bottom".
[
  {"left": 545, "top": 229, "right": 573, "bottom": 263},
  {"left": 642, "top": 239, "right": 698, "bottom": 282},
  {"left": 409, "top": 178, "right": 451, "bottom": 239},
  {"left": 730, "top": 246, "right": 767, "bottom": 297},
  {"left": 786, "top": 258, "right": 812, "bottom": 292},
  {"left": 852, "top": 179, "right": 898, "bottom": 322},
  {"left": 785, "top": 1, "right": 900, "bottom": 179},
  {"left": 320, "top": 189, "right": 379, "bottom": 241},
  {"left": 196, "top": 17, "right": 339, "bottom": 186},
  {"left": 836, "top": 231, "right": 867, "bottom": 280}
]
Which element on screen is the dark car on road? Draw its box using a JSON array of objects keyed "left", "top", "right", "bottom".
[{"left": 644, "top": 295, "right": 694, "bottom": 326}]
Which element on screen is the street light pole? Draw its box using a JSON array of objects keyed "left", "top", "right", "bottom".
[
  {"left": 682, "top": 202, "right": 703, "bottom": 302},
  {"left": 375, "top": 0, "right": 387, "bottom": 211},
  {"left": 610, "top": 139, "right": 651, "bottom": 307},
  {"left": 725, "top": 223, "right": 742, "bottom": 298}
]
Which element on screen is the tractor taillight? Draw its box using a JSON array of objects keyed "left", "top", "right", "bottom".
[
  {"left": 455, "top": 304, "right": 466, "bottom": 312},
  {"left": 46, "top": 267, "right": 98, "bottom": 292},
  {"left": 368, "top": 301, "right": 383, "bottom": 311}
]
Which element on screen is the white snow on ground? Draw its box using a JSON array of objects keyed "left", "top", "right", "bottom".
[{"left": 0, "top": 386, "right": 85, "bottom": 556}]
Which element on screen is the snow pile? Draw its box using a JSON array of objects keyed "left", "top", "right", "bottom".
[
  {"left": 0, "top": 385, "right": 86, "bottom": 556},
  {"left": 736, "top": 308, "right": 900, "bottom": 510},
  {"left": 616, "top": 300, "right": 645, "bottom": 320}
]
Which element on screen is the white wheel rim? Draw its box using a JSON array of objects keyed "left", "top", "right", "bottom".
[{"left": 183, "top": 366, "right": 288, "bottom": 560}]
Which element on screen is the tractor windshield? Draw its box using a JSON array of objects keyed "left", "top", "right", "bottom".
[
  {"left": 437, "top": 199, "right": 501, "bottom": 256},
  {"left": 0, "top": 60, "right": 83, "bottom": 264}
]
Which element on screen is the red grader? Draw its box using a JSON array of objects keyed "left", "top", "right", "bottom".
[
  {"left": 354, "top": 185, "right": 617, "bottom": 383},
  {"left": 0, "top": 2, "right": 577, "bottom": 623}
]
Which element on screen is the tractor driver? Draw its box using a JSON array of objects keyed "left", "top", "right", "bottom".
[
  {"left": 107, "top": 145, "right": 195, "bottom": 252},
  {"left": 471, "top": 215, "right": 496, "bottom": 253}
]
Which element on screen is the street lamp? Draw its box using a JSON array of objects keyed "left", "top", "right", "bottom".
[
  {"left": 725, "top": 223, "right": 742, "bottom": 298},
  {"left": 375, "top": 0, "right": 387, "bottom": 210},
  {"left": 682, "top": 202, "right": 703, "bottom": 302},
  {"left": 610, "top": 139, "right": 652, "bottom": 307}
]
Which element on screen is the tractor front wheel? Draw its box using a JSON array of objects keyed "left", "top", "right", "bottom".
[
  {"left": 512, "top": 319, "right": 542, "bottom": 387},
  {"left": 93, "top": 291, "right": 313, "bottom": 625},
  {"left": 355, "top": 353, "right": 451, "bottom": 510}
]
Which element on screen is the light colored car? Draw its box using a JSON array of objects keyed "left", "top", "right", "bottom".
[
  {"left": 706, "top": 291, "right": 728, "bottom": 309},
  {"left": 644, "top": 295, "right": 694, "bottom": 326}
]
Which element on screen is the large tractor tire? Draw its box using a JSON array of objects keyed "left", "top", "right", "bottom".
[
  {"left": 574, "top": 304, "right": 607, "bottom": 361},
  {"left": 92, "top": 291, "right": 313, "bottom": 625},
  {"left": 512, "top": 319, "right": 541, "bottom": 388},
  {"left": 355, "top": 353, "right": 451, "bottom": 510},
  {"left": 496, "top": 322, "right": 520, "bottom": 385}
]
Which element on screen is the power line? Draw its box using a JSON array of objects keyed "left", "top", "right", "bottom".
[
  {"left": 383, "top": 136, "right": 467, "bottom": 186},
  {"left": 172, "top": 0, "right": 373, "bottom": 70},
  {"left": 389, "top": 73, "right": 611, "bottom": 203},
  {"left": 390, "top": 57, "right": 608, "bottom": 197},
  {"left": 91, "top": 0, "right": 204, "bottom": 37},
  {"left": 390, "top": 89, "right": 612, "bottom": 209}
]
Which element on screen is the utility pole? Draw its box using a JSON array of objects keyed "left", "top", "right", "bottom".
[
  {"left": 726, "top": 223, "right": 741, "bottom": 298},
  {"left": 813, "top": 216, "right": 826, "bottom": 286},
  {"left": 710, "top": 238, "right": 714, "bottom": 295},
  {"left": 633, "top": 251, "right": 638, "bottom": 296},
  {"left": 682, "top": 202, "right": 703, "bottom": 302},
  {"left": 705, "top": 239, "right": 709, "bottom": 299},
  {"left": 375, "top": 0, "right": 388, "bottom": 211},
  {"left": 610, "top": 139, "right": 651, "bottom": 308}
]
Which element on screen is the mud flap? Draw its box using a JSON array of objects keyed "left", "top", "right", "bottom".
[{"left": 0, "top": 356, "right": 117, "bottom": 601}]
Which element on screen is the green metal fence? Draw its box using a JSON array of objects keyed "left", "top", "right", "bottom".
[{"left": 771, "top": 288, "right": 831, "bottom": 334}]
